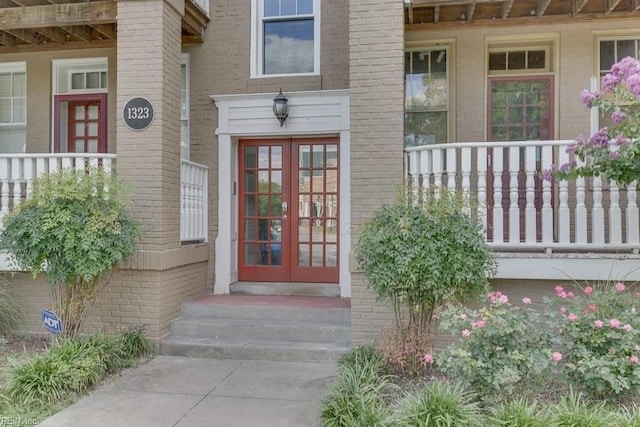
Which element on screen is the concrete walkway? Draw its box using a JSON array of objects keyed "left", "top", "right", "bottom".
[{"left": 38, "top": 356, "right": 336, "bottom": 427}]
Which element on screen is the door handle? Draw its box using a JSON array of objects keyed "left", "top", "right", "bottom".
[{"left": 282, "top": 214, "right": 288, "bottom": 220}]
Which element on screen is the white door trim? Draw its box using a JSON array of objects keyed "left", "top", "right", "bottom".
[{"left": 211, "top": 89, "right": 351, "bottom": 297}]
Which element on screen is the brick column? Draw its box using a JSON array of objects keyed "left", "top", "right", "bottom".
[
  {"left": 349, "top": 0, "right": 405, "bottom": 344},
  {"left": 116, "top": 0, "right": 184, "bottom": 252}
]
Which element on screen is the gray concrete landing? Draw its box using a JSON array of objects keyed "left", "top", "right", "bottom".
[{"left": 38, "top": 355, "right": 336, "bottom": 427}]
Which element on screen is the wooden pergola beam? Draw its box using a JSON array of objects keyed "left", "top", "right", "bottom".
[
  {"left": 605, "top": 0, "right": 622, "bottom": 15},
  {"left": 434, "top": 5, "right": 440, "bottom": 22},
  {"left": 90, "top": 23, "right": 115, "bottom": 40},
  {"left": 0, "top": 1, "right": 116, "bottom": 31},
  {"left": 0, "top": 37, "right": 113, "bottom": 53},
  {"left": 5, "top": 28, "right": 38, "bottom": 44},
  {"left": 537, "top": 0, "right": 552, "bottom": 17},
  {"left": 62, "top": 25, "right": 92, "bottom": 42},
  {"left": 0, "top": 32, "right": 16, "bottom": 46},
  {"left": 467, "top": 1, "right": 476, "bottom": 21},
  {"left": 35, "top": 26, "right": 66, "bottom": 43},
  {"left": 502, "top": 0, "right": 514, "bottom": 19},
  {"left": 571, "top": 0, "right": 589, "bottom": 14}
]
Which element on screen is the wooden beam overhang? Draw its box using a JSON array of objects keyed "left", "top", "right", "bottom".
[
  {"left": 182, "top": 0, "right": 210, "bottom": 44},
  {"left": 407, "top": 0, "right": 640, "bottom": 27},
  {"left": 573, "top": 0, "right": 590, "bottom": 15},
  {"left": 0, "top": 1, "right": 115, "bottom": 30}
]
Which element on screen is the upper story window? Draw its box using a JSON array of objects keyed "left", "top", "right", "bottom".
[
  {"left": 599, "top": 37, "right": 640, "bottom": 78},
  {"left": 0, "top": 62, "right": 26, "bottom": 154},
  {"left": 251, "top": 0, "right": 320, "bottom": 77},
  {"left": 404, "top": 47, "right": 450, "bottom": 146},
  {"left": 0, "top": 63, "right": 26, "bottom": 125}
]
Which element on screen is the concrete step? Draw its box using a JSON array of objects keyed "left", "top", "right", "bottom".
[
  {"left": 169, "top": 317, "right": 351, "bottom": 346},
  {"left": 181, "top": 299, "right": 351, "bottom": 325},
  {"left": 231, "top": 282, "right": 340, "bottom": 297},
  {"left": 159, "top": 336, "right": 349, "bottom": 362}
]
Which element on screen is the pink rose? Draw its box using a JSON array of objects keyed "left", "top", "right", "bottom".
[
  {"left": 472, "top": 320, "right": 486, "bottom": 328},
  {"left": 615, "top": 282, "right": 626, "bottom": 292},
  {"left": 522, "top": 297, "right": 532, "bottom": 305},
  {"left": 583, "top": 286, "right": 593, "bottom": 295},
  {"left": 498, "top": 295, "right": 509, "bottom": 304},
  {"left": 460, "top": 313, "right": 468, "bottom": 320},
  {"left": 630, "top": 355, "right": 639, "bottom": 364},
  {"left": 622, "top": 324, "right": 633, "bottom": 332},
  {"left": 568, "top": 313, "right": 578, "bottom": 322},
  {"left": 422, "top": 353, "right": 434, "bottom": 364},
  {"left": 587, "top": 304, "right": 597, "bottom": 313},
  {"left": 551, "top": 352, "right": 563, "bottom": 362},
  {"left": 558, "top": 291, "right": 567, "bottom": 299},
  {"left": 610, "top": 319, "right": 621, "bottom": 328},
  {"left": 594, "top": 320, "right": 604, "bottom": 328},
  {"left": 560, "top": 306, "right": 567, "bottom": 314},
  {"left": 555, "top": 285, "right": 564, "bottom": 294},
  {"left": 462, "top": 329, "right": 471, "bottom": 338},
  {"left": 635, "top": 345, "right": 640, "bottom": 352},
  {"left": 566, "top": 292, "right": 575, "bottom": 298}
]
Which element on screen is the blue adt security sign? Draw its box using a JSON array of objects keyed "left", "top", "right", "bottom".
[{"left": 41, "top": 309, "right": 63, "bottom": 335}]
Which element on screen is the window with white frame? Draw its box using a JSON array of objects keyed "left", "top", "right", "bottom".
[
  {"left": 252, "top": 0, "right": 320, "bottom": 76},
  {"left": 404, "top": 47, "right": 450, "bottom": 146},
  {"left": 488, "top": 47, "right": 550, "bottom": 74},
  {"left": 598, "top": 37, "right": 640, "bottom": 78},
  {"left": 0, "top": 62, "right": 26, "bottom": 153},
  {"left": 181, "top": 55, "right": 190, "bottom": 160}
]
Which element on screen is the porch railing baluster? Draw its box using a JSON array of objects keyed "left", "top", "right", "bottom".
[{"left": 405, "top": 140, "right": 640, "bottom": 253}]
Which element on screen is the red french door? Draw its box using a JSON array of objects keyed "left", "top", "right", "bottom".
[
  {"left": 238, "top": 138, "right": 339, "bottom": 283},
  {"left": 487, "top": 76, "right": 553, "bottom": 241},
  {"left": 54, "top": 94, "right": 107, "bottom": 153}
]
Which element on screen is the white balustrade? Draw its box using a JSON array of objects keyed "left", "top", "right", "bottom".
[
  {"left": 405, "top": 140, "right": 640, "bottom": 252},
  {"left": 181, "top": 159, "right": 208, "bottom": 243},
  {"left": 0, "top": 153, "right": 116, "bottom": 221}
]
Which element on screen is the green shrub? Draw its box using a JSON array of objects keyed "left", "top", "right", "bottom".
[
  {"left": 118, "top": 325, "right": 151, "bottom": 359},
  {"left": 0, "top": 167, "right": 140, "bottom": 337},
  {"left": 337, "top": 345, "right": 382, "bottom": 370},
  {"left": 320, "top": 351, "right": 394, "bottom": 427},
  {"left": 390, "top": 381, "right": 483, "bottom": 427},
  {"left": 438, "top": 293, "right": 555, "bottom": 398},
  {"left": 549, "top": 282, "right": 640, "bottom": 398},
  {"left": 486, "top": 398, "right": 549, "bottom": 427},
  {"left": 547, "top": 389, "right": 620, "bottom": 427},
  {"left": 617, "top": 404, "right": 640, "bottom": 427},
  {"left": 355, "top": 186, "right": 496, "bottom": 373},
  {"left": 2, "top": 328, "right": 149, "bottom": 405}
]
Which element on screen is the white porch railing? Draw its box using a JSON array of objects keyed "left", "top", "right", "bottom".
[
  {"left": 181, "top": 159, "right": 208, "bottom": 243},
  {"left": 0, "top": 153, "right": 116, "bottom": 219},
  {"left": 406, "top": 140, "right": 640, "bottom": 253}
]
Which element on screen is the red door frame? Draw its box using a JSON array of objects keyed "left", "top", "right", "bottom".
[
  {"left": 53, "top": 93, "right": 108, "bottom": 153},
  {"left": 290, "top": 138, "right": 339, "bottom": 283},
  {"left": 486, "top": 75, "right": 554, "bottom": 242},
  {"left": 238, "top": 138, "right": 340, "bottom": 283},
  {"left": 238, "top": 139, "right": 291, "bottom": 282}
]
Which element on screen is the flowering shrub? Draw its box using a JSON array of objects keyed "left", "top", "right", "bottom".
[
  {"left": 549, "top": 282, "right": 640, "bottom": 397},
  {"left": 548, "top": 57, "right": 640, "bottom": 186},
  {"left": 437, "top": 292, "right": 556, "bottom": 398}
]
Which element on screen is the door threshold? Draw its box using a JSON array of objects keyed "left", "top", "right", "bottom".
[{"left": 231, "top": 281, "right": 340, "bottom": 297}]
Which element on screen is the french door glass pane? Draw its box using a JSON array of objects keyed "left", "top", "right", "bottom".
[{"left": 491, "top": 80, "right": 550, "bottom": 142}]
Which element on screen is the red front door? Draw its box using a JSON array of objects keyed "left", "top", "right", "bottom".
[
  {"left": 238, "top": 138, "right": 339, "bottom": 283},
  {"left": 54, "top": 94, "right": 107, "bottom": 153}
]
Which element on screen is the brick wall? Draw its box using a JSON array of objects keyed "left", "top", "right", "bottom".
[{"left": 349, "top": 0, "right": 405, "bottom": 344}]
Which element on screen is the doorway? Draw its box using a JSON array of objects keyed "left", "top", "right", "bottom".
[
  {"left": 53, "top": 93, "right": 107, "bottom": 153},
  {"left": 238, "top": 138, "right": 339, "bottom": 283},
  {"left": 487, "top": 76, "right": 554, "bottom": 241}
]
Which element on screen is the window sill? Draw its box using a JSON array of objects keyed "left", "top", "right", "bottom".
[{"left": 247, "top": 75, "right": 322, "bottom": 94}]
